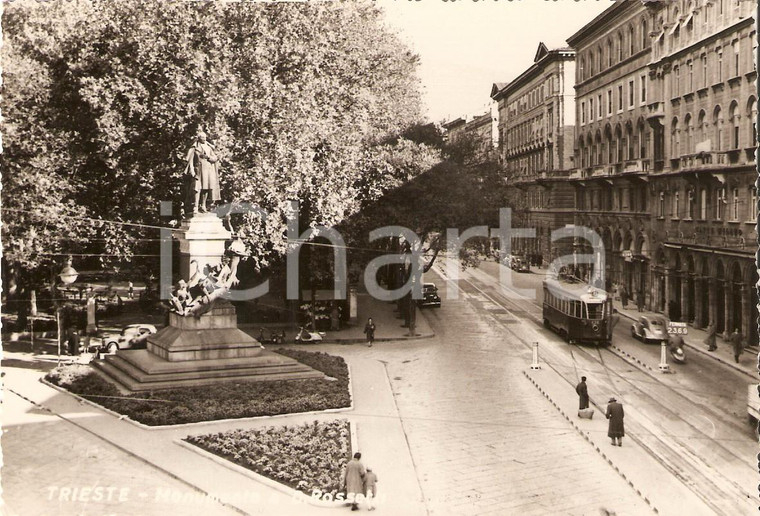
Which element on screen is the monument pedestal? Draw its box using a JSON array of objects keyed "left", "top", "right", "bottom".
[{"left": 91, "top": 213, "right": 324, "bottom": 392}]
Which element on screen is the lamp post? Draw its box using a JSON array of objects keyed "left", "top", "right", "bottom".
[{"left": 56, "top": 256, "right": 78, "bottom": 364}]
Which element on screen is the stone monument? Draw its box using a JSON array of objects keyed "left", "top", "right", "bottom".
[{"left": 92, "top": 135, "right": 323, "bottom": 391}]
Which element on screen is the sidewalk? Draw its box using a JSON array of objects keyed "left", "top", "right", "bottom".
[
  {"left": 523, "top": 364, "right": 715, "bottom": 516},
  {"left": 613, "top": 299, "right": 758, "bottom": 379},
  {"left": 242, "top": 292, "right": 434, "bottom": 345},
  {"left": 2, "top": 348, "right": 425, "bottom": 516}
]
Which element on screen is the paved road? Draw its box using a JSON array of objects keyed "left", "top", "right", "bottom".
[
  {"left": 463, "top": 261, "right": 757, "bottom": 514},
  {"left": 2, "top": 365, "right": 241, "bottom": 516},
  {"left": 375, "top": 272, "right": 651, "bottom": 515}
]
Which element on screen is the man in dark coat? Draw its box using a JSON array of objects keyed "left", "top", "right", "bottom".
[
  {"left": 730, "top": 328, "right": 744, "bottom": 363},
  {"left": 575, "top": 376, "right": 590, "bottom": 410},
  {"left": 66, "top": 327, "right": 80, "bottom": 356},
  {"left": 606, "top": 397, "right": 625, "bottom": 446},
  {"left": 619, "top": 285, "right": 628, "bottom": 308}
]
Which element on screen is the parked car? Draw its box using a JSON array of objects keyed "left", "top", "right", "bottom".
[
  {"left": 418, "top": 283, "right": 442, "bottom": 308},
  {"left": 511, "top": 256, "right": 530, "bottom": 273},
  {"left": 631, "top": 316, "right": 667, "bottom": 343},
  {"left": 92, "top": 324, "right": 158, "bottom": 354}
]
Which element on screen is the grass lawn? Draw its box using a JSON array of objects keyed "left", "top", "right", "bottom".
[{"left": 45, "top": 348, "right": 350, "bottom": 426}]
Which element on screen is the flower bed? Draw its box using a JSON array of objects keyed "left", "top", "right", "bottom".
[
  {"left": 44, "top": 350, "right": 350, "bottom": 426},
  {"left": 185, "top": 419, "right": 350, "bottom": 497}
]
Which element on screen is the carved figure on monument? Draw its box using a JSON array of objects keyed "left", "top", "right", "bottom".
[{"left": 183, "top": 130, "right": 221, "bottom": 215}]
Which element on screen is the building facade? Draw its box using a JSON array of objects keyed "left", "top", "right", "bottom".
[
  {"left": 567, "top": 0, "right": 757, "bottom": 342},
  {"left": 645, "top": 0, "right": 757, "bottom": 340},
  {"left": 491, "top": 43, "right": 577, "bottom": 263}
]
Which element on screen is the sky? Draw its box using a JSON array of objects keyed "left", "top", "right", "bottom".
[{"left": 376, "top": 0, "right": 612, "bottom": 123}]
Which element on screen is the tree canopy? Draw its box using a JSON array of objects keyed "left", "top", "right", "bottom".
[{"left": 1, "top": 0, "right": 429, "bottom": 287}]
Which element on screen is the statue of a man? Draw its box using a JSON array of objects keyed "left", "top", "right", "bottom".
[{"left": 184, "top": 131, "right": 221, "bottom": 214}]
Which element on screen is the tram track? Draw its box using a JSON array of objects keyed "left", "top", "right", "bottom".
[{"left": 444, "top": 266, "right": 756, "bottom": 515}]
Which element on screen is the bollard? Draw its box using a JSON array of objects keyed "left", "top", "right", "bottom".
[
  {"left": 531, "top": 341, "right": 542, "bottom": 370},
  {"left": 658, "top": 340, "right": 670, "bottom": 372}
]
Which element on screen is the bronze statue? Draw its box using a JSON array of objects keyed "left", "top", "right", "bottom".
[{"left": 183, "top": 131, "right": 220, "bottom": 215}]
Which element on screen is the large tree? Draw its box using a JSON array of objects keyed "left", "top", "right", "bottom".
[{"left": 1, "top": 0, "right": 427, "bottom": 288}]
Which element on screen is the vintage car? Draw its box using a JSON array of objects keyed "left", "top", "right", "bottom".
[
  {"left": 418, "top": 283, "right": 441, "bottom": 308},
  {"left": 631, "top": 316, "right": 668, "bottom": 343},
  {"left": 510, "top": 256, "right": 530, "bottom": 273},
  {"left": 92, "top": 324, "right": 158, "bottom": 354}
]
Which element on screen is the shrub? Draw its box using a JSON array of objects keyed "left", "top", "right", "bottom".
[
  {"left": 43, "top": 350, "right": 350, "bottom": 426},
  {"left": 185, "top": 419, "right": 351, "bottom": 496}
]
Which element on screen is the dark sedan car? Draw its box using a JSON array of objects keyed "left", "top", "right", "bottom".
[{"left": 418, "top": 283, "right": 441, "bottom": 308}]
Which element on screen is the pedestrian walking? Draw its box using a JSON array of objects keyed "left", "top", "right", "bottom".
[
  {"left": 619, "top": 285, "right": 628, "bottom": 309},
  {"left": 364, "top": 467, "right": 378, "bottom": 511},
  {"left": 730, "top": 328, "right": 744, "bottom": 363},
  {"left": 703, "top": 322, "right": 717, "bottom": 351},
  {"left": 636, "top": 290, "right": 644, "bottom": 312},
  {"left": 343, "top": 452, "right": 366, "bottom": 511},
  {"left": 575, "top": 376, "right": 590, "bottom": 410},
  {"left": 330, "top": 304, "right": 340, "bottom": 331},
  {"left": 128, "top": 281, "right": 134, "bottom": 299},
  {"left": 66, "top": 327, "right": 80, "bottom": 356},
  {"left": 364, "top": 317, "right": 376, "bottom": 347},
  {"left": 605, "top": 397, "right": 625, "bottom": 447}
]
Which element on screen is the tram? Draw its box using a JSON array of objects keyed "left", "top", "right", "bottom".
[{"left": 542, "top": 277, "right": 613, "bottom": 346}]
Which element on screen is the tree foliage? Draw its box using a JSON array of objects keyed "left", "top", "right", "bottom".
[{"left": 1, "top": 0, "right": 427, "bottom": 287}]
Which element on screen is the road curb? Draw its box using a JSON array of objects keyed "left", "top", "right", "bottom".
[{"left": 522, "top": 370, "right": 659, "bottom": 514}]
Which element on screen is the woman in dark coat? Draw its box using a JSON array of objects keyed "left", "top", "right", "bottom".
[
  {"left": 575, "top": 376, "right": 589, "bottom": 410},
  {"left": 606, "top": 397, "right": 625, "bottom": 446}
]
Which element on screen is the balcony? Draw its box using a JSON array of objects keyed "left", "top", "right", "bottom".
[
  {"left": 677, "top": 151, "right": 730, "bottom": 171},
  {"left": 647, "top": 101, "right": 665, "bottom": 121}
]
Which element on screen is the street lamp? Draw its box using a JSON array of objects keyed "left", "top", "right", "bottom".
[
  {"left": 56, "top": 256, "right": 78, "bottom": 364},
  {"left": 58, "top": 256, "right": 79, "bottom": 284}
]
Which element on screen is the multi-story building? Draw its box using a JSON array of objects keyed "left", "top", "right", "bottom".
[
  {"left": 567, "top": 0, "right": 655, "bottom": 302},
  {"left": 442, "top": 116, "right": 467, "bottom": 145},
  {"left": 645, "top": 0, "right": 757, "bottom": 340},
  {"left": 567, "top": 0, "right": 757, "bottom": 342},
  {"left": 464, "top": 111, "right": 498, "bottom": 165},
  {"left": 491, "top": 43, "right": 577, "bottom": 262}
]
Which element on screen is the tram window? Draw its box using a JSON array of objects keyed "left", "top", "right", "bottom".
[{"left": 586, "top": 302, "right": 603, "bottom": 319}]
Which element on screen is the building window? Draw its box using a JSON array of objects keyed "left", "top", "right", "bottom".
[
  {"left": 590, "top": 98, "right": 595, "bottom": 120},
  {"left": 717, "top": 49, "right": 723, "bottom": 82},
  {"left": 674, "top": 65, "right": 680, "bottom": 96},
  {"left": 686, "top": 59, "right": 694, "bottom": 93},
  {"left": 714, "top": 106, "right": 723, "bottom": 151},
  {"left": 750, "top": 99, "right": 758, "bottom": 144},
  {"left": 732, "top": 187, "right": 740, "bottom": 220},
  {"left": 659, "top": 191, "right": 665, "bottom": 217},
  {"left": 641, "top": 75, "right": 647, "bottom": 103},
  {"left": 590, "top": 51, "right": 595, "bottom": 76},
  {"left": 580, "top": 58, "right": 585, "bottom": 80},
  {"left": 732, "top": 40, "right": 740, "bottom": 76},
  {"left": 598, "top": 94, "right": 602, "bottom": 119},
  {"left": 700, "top": 188, "right": 708, "bottom": 219},
  {"left": 642, "top": 20, "right": 649, "bottom": 49},
  {"left": 629, "top": 26, "right": 635, "bottom": 55},
  {"left": 749, "top": 186, "right": 757, "bottom": 221},
  {"left": 618, "top": 32, "right": 623, "bottom": 61},
  {"left": 628, "top": 80, "right": 634, "bottom": 107},
  {"left": 671, "top": 117, "right": 680, "bottom": 157},
  {"left": 729, "top": 103, "right": 740, "bottom": 149},
  {"left": 701, "top": 54, "right": 708, "bottom": 88},
  {"left": 673, "top": 190, "right": 680, "bottom": 218},
  {"left": 716, "top": 187, "right": 725, "bottom": 220},
  {"left": 607, "top": 39, "right": 614, "bottom": 67},
  {"left": 581, "top": 101, "right": 586, "bottom": 124},
  {"left": 618, "top": 85, "right": 623, "bottom": 111},
  {"left": 608, "top": 89, "right": 613, "bottom": 115},
  {"left": 687, "top": 189, "right": 695, "bottom": 219}
]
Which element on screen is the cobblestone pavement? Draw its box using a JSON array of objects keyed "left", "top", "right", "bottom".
[
  {"left": 2, "top": 391, "right": 240, "bottom": 516},
  {"left": 380, "top": 275, "right": 652, "bottom": 515}
]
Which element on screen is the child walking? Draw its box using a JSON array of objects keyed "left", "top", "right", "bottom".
[{"left": 364, "top": 467, "right": 378, "bottom": 511}]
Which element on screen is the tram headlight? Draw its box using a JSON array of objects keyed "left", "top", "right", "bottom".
[{"left": 592, "top": 323, "right": 600, "bottom": 333}]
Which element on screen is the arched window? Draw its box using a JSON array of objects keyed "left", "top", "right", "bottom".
[
  {"left": 684, "top": 113, "right": 693, "bottom": 154},
  {"left": 749, "top": 186, "right": 757, "bottom": 221},
  {"left": 673, "top": 190, "right": 680, "bottom": 219},
  {"left": 642, "top": 19, "right": 649, "bottom": 49},
  {"left": 590, "top": 51, "right": 595, "bottom": 76},
  {"left": 697, "top": 110, "right": 706, "bottom": 143},
  {"left": 580, "top": 57, "right": 585, "bottom": 80},
  {"left": 671, "top": 117, "right": 680, "bottom": 157},
  {"left": 729, "top": 101, "right": 739, "bottom": 149},
  {"left": 713, "top": 105, "right": 723, "bottom": 151},
  {"left": 598, "top": 45, "right": 604, "bottom": 71},
  {"left": 607, "top": 38, "right": 614, "bottom": 67},
  {"left": 748, "top": 98, "right": 757, "bottom": 145},
  {"left": 617, "top": 32, "right": 624, "bottom": 61},
  {"left": 626, "top": 123, "right": 634, "bottom": 160},
  {"left": 629, "top": 25, "right": 636, "bottom": 55}
]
